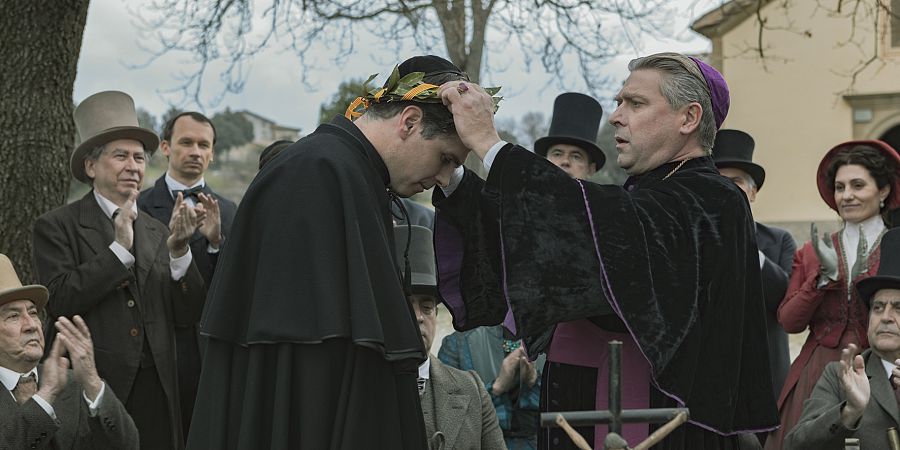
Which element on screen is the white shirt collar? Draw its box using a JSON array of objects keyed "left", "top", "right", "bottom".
[
  {"left": 843, "top": 214, "right": 885, "bottom": 246},
  {"left": 882, "top": 357, "right": 898, "bottom": 379},
  {"left": 418, "top": 356, "right": 431, "bottom": 380},
  {"left": 165, "top": 172, "right": 204, "bottom": 195},
  {"left": 0, "top": 365, "right": 38, "bottom": 392},
  {"left": 93, "top": 190, "right": 138, "bottom": 220}
]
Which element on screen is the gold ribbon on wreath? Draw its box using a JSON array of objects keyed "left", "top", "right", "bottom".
[{"left": 344, "top": 65, "right": 502, "bottom": 119}]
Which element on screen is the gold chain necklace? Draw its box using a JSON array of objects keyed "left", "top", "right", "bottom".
[{"left": 662, "top": 158, "right": 692, "bottom": 180}]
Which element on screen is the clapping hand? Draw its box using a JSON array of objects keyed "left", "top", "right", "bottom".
[
  {"left": 850, "top": 226, "right": 869, "bottom": 279},
  {"left": 113, "top": 190, "right": 139, "bottom": 250},
  {"left": 839, "top": 344, "right": 869, "bottom": 428},
  {"left": 811, "top": 223, "right": 839, "bottom": 282},
  {"left": 195, "top": 193, "right": 223, "bottom": 248},
  {"left": 55, "top": 316, "right": 103, "bottom": 401},
  {"left": 167, "top": 192, "right": 199, "bottom": 257},
  {"left": 34, "top": 337, "right": 68, "bottom": 404}
]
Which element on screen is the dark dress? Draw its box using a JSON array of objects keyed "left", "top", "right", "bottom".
[
  {"left": 433, "top": 146, "right": 778, "bottom": 449},
  {"left": 186, "top": 116, "right": 428, "bottom": 450}
]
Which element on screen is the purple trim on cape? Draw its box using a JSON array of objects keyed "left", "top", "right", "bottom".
[
  {"left": 689, "top": 57, "right": 730, "bottom": 130},
  {"left": 498, "top": 218, "right": 517, "bottom": 336},
  {"left": 573, "top": 179, "right": 776, "bottom": 436},
  {"left": 434, "top": 212, "right": 468, "bottom": 329}
]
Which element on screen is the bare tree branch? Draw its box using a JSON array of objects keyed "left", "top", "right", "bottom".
[{"left": 130, "top": 0, "right": 676, "bottom": 108}]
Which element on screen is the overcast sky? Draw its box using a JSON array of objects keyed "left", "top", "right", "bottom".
[{"left": 74, "top": 0, "right": 720, "bottom": 134}]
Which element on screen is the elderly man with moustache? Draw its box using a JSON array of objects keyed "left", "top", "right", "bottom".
[{"left": 0, "top": 254, "right": 138, "bottom": 449}]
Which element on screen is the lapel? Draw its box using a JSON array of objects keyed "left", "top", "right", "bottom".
[
  {"left": 77, "top": 192, "right": 118, "bottom": 256},
  {"left": 430, "top": 357, "right": 472, "bottom": 450},
  {"left": 754, "top": 223, "right": 775, "bottom": 257},
  {"left": 865, "top": 349, "right": 900, "bottom": 425},
  {"left": 0, "top": 382, "right": 15, "bottom": 411},
  {"left": 133, "top": 212, "right": 165, "bottom": 291},
  {"left": 145, "top": 175, "right": 176, "bottom": 226}
]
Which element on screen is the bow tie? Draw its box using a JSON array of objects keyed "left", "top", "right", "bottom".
[{"left": 172, "top": 185, "right": 204, "bottom": 200}]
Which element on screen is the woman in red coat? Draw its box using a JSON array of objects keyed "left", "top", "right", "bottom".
[{"left": 765, "top": 140, "right": 900, "bottom": 449}]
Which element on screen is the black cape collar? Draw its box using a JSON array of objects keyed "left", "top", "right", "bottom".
[
  {"left": 320, "top": 115, "right": 391, "bottom": 187},
  {"left": 623, "top": 156, "right": 715, "bottom": 191}
]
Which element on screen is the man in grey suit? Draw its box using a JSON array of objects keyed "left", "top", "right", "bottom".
[
  {"left": 0, "top": 254, "right": 138, "bottom": 449},
  {"left": 32, "top": 91, "right": 206, "bottom": 450},
  {"left": 785, "top": 228, "right": 900, "bottom": 449},
  {"left": 713, "top": 129, "right": 795, "bottom": 401},
  {"left": 394, "top": 225, "right": 506, "bottom": 450}
]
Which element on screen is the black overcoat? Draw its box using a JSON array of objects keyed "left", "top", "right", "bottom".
[{"left": 187, "top": 116, "right": 428, "bottom": 450}]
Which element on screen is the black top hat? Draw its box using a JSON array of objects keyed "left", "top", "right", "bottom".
[
  {"left": 534, "top": 93, "right": 605, "bottom": 170},
  {"left": 857, "top": 228, "right": 900, "bottom": 307},
  {"left": 712, "top": 129, "right": 766, "bottom": 190},
  {"left": 393, "top": 225, "right": 437, "bottom": 297}
]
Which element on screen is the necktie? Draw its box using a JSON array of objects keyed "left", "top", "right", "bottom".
[
  {"left": 173, "top": 185, "right": 203, "bottom": 200},
  {"left": 417, "top": 377, "right": 427, "bottom": 396},
  {"left": 12, "top": 374, "right": 37, "bottom": 405}
]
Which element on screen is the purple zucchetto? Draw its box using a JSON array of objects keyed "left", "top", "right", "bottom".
[{"left": 689, "top": 57, "right": 730, "bottom": 130}]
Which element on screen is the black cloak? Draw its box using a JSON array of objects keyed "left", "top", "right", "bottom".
[
  {"left": 186, "top": 116, "right": 428, "bottom": 450},
  {"left": 433, "top": 145, "right": 778, "bottom": 447}
]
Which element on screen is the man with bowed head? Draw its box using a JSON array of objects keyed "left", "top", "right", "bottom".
[{"left": 188, "top": 55, "right": 494, "bottom": 449}]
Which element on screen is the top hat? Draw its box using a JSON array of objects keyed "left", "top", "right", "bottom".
[
  {"left": 0, "top": 254, "right": 48, "bottom": 310},
  {"left": 712, "top": 129, "right": 766, "bottom": 190},
  {"left": 393, "top": 225, "right": 437, "bottom": 296},
  {"left": 71, "top": 91, "right": 160, "bottom": 184},
  {"left": 534, "top": 93, "right": 605, "bottom": 170},
  {"left": 816, "top": 140, "right": 900, "bottom": 212},
  {"left": 857, "top": 228, "right": 900, "bottom": 307}
]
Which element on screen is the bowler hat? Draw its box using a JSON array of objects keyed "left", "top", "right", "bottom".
[
  {"left": 534, "top": 93, "right": 605, "bottom": 170},
  {"left": 712, "top": 129, "right": 766, "bottom": 190},
  {"left": 857, "top": 228, "right": 900, "bottom": 307},
  {"left": 71, "top": 91, "right": 159, "bottom": 184},
  {"left": 393, "top": 224, "right": 437, "bottom": 296},
  {"left": 0, "top": 254, "right": 48, "bottom": 310},
  {"left": 816, "top": 140, "right": 900, "bottom": 212}
]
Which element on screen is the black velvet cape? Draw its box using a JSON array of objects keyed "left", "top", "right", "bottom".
[
  {"left": 187, "top": 116, "right": 428, "bottom": 450},
  {"left": 433, "top": 145, "right": 778, "bottom": 439}
]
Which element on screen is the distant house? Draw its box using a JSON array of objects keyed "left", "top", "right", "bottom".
[
  {"left": 239, "top": 110, "right": 302, "bottom": 144},
  {"left": 691, "top": 1, "right": 900, "bottom": 229}
]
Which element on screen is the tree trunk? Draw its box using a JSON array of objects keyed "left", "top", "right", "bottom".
[{"left": 0, "top": 0, "right": 90, "bottom": 283}]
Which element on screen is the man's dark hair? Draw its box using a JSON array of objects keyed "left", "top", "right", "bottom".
[
  {"left": 364, "top": 71, "right": 468, "bottom": 139},
  {"left": 826, "top": 145, "right": 898, "bottom": 214},
  {"left": 162, "top": 111, "right": 218, "bottom": 145},
  {"left": 258, "top": 140, "right": 293, "bottom": 170}
]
